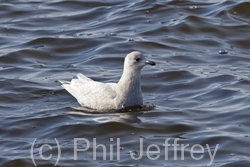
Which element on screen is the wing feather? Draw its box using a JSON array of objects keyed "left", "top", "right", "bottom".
[{"left": 60, "top": 75, "right": 117, "bottom": 109}]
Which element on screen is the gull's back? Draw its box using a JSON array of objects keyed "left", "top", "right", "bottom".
[{"left": 59, "top": 73, "right": 117, "bottom": 110}]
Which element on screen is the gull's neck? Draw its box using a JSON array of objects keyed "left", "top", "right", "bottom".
[
  {"left": 115, "top": 61, "right": 143, "bottom": 108},
  {"left": 117, "top": 65, "right": 142, "bottom": 97}
]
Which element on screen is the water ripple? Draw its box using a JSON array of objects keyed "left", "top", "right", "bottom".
[{"left": 1, "top": 0, "right": 250, "bottom": 167}]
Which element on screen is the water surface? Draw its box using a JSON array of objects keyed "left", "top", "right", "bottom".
[{"left": 0, "top": 0, "right": 250, "bottom": 167}]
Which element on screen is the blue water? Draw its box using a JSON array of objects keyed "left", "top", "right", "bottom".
[{"left": 0, "top": 0, "right": 250, "bottom": 167}]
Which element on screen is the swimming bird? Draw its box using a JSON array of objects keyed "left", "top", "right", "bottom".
[{"left": 59, "top": 51, "right": 155, "bottom": 111}]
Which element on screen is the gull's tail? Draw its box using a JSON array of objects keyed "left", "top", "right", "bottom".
[
  {"left": 59, "top": 80, "right": 78, "bottom": 99},
  {"left": 59, "top": 73, "right": 93, "bottom": 100}
]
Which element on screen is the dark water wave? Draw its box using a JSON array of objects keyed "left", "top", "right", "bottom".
[{"left": 0, "top": 0, "right": 250, "bottom": 167}]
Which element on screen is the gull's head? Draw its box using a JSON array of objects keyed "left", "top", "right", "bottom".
[{"left": 124, "top": 51, "right": 155, "bottom": 70}]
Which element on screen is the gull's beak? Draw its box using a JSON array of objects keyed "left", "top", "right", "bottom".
[{"left": 145, "top": 60, "right": 156, "bottom": 66}]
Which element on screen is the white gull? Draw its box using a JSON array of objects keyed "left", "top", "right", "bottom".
[{"left": 59, "top": 51, "right": 155, "bottom": 111}]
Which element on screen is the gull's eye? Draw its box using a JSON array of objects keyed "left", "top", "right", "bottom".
[{"left": 135, "top": 58, "right": 140, "bottom": 62}]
